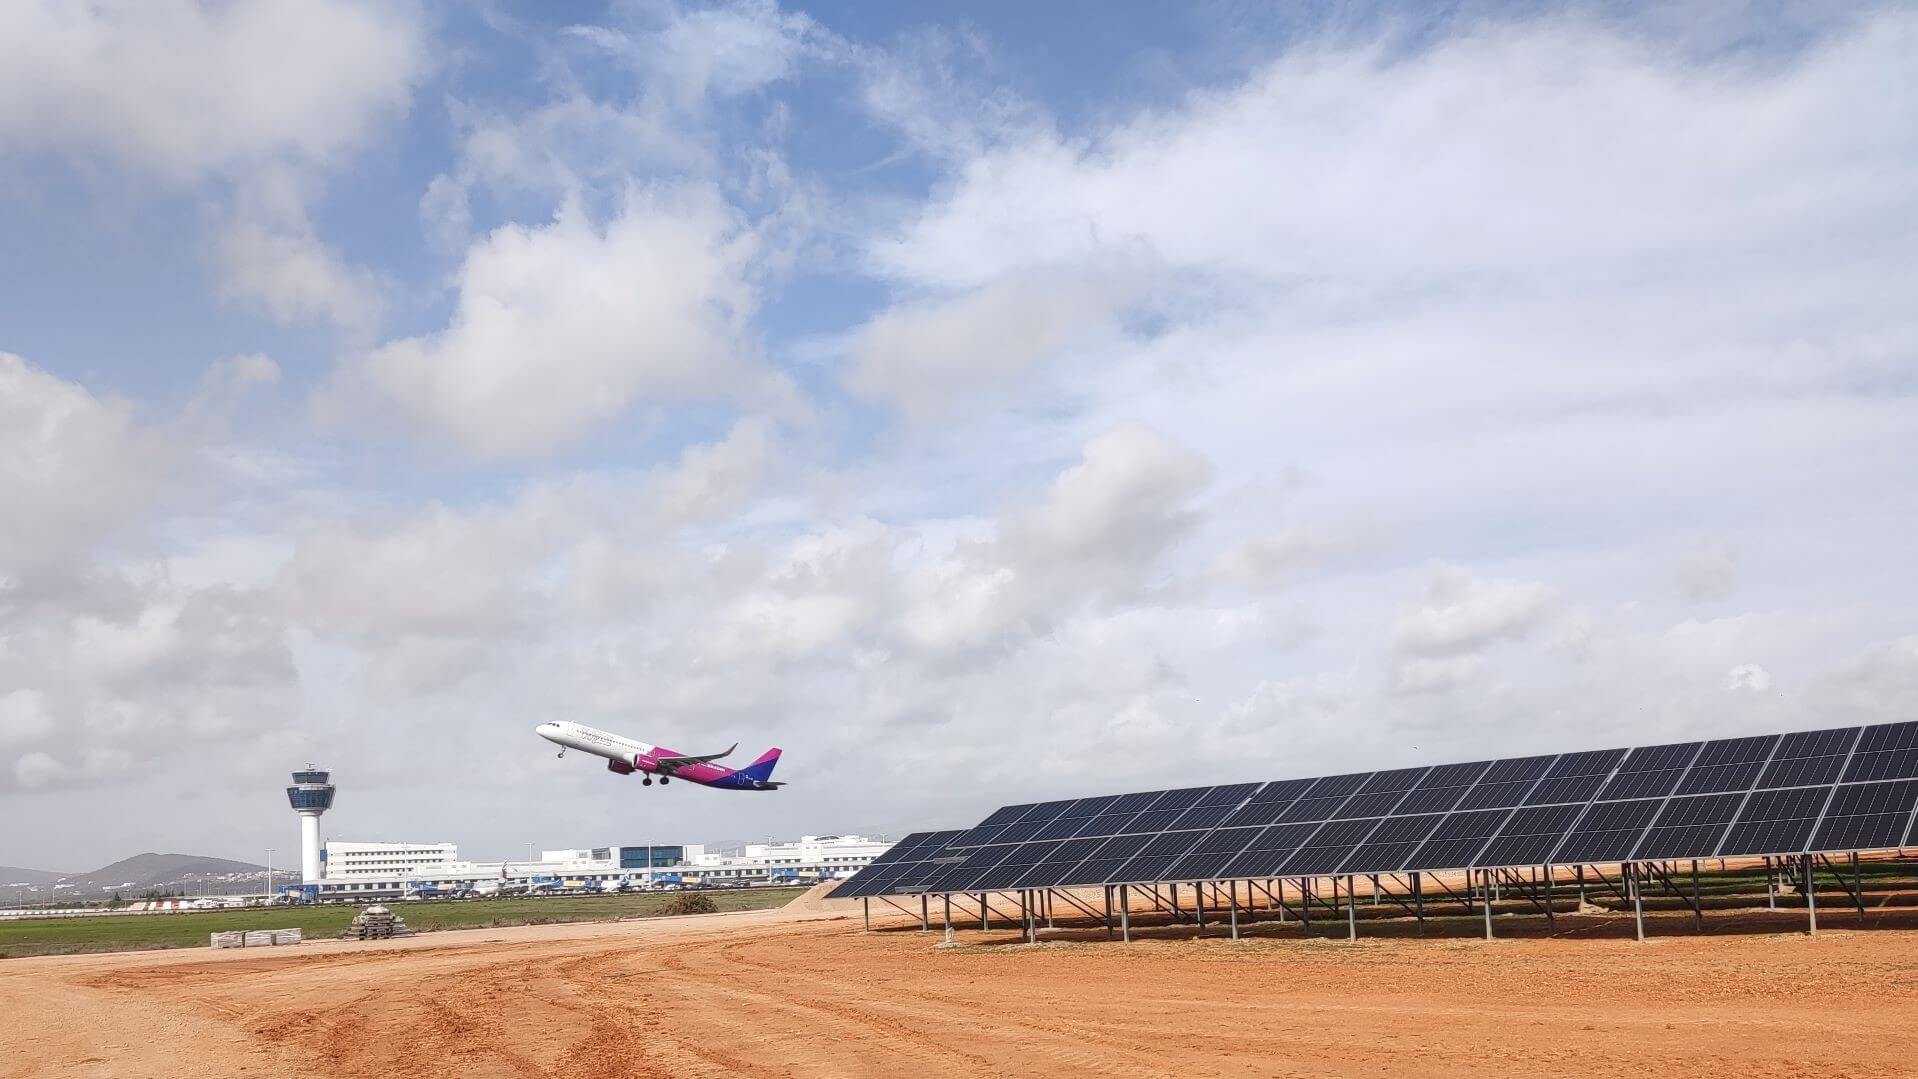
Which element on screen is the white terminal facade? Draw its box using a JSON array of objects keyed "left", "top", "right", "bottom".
[{"left": 287, "top": 765, "right": 893, "bottom": 899}]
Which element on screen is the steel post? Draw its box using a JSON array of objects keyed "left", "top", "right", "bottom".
[
  {"left": 921, "top": 894, "right": 929, "bottom": 931},
  {"left": 1230, "top": 886, "right": 1240, "bottom": 940},
  {"left": 1804, "top": 853, "right": 1818, "bottom": 935},
  {"left": 1766, "top": 857, "right": 1776, "bottom": 910},
  {"left": 1631, "top": 864, "right": 1645, "bottom": 942},
  {"left": 1544, "top": 864, "right": 1555, "bottom": 931},
  {"left": 1413, "top": 871, "right": 1424, "bottom": 933},
  {"left": 1690, "top": 860, "right": 1702, "bottom": 931},
  {"left": 1301, "top": 879, "right": 1311, "bottom": 930},
  {"left": 1104, "top": 886, "right": 1114, "bottom": 940},
  {"left": 980, "top": 893, "right": 989, "bottom": 931},
  {"left": 1852, "top": 852, "right": 1864, "bottom": 921},
  {"left": 1120, "top": 884, "right": 1132, "bottom": 942},
  {"left": 1195, "top": 884, "right": 1206, "bottom": 936},
  {"left": 1347, "top": 875, "right": 1357, "bottom": 942},
  {"left": 862, "top": 897, "right": 870, "bottom": 933},
  {"left": 1482, "top": 871, "right": 1493, "bottom": 940}
]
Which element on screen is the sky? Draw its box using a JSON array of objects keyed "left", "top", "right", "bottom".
[{"left": 1, "top": 0, "right": 1914, "bottom": 872}]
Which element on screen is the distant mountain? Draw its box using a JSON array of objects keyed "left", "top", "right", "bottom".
[{"left": 0, "top": 853, "right": 274, "bottom": 905}]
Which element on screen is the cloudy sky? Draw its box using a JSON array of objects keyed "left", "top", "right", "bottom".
[{"left": 1, "top": 1, "right": 1914, "bottom": 871}]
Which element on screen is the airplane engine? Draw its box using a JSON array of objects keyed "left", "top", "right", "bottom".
[{"left": 607, "top": 758, "right": 635, "bottom": 775}]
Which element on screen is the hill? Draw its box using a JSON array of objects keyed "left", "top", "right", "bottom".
[{"left": 0, "top": 853, "right": 272, "bottom": 905}]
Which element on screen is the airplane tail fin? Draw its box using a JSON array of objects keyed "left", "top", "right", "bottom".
[{"left": 738, "top": 747, "right": 782, "bottom": 784}]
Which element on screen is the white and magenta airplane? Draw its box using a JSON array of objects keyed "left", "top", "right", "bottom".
[{"left": 535, "top": 721, "right": 784, "bottom": 791}]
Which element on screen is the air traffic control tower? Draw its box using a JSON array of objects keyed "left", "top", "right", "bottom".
[{"left": 286, "top": 767, "right": 336, "bottom": 883}]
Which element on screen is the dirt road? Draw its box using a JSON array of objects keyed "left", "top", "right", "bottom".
[{"left": 4, "top": 896, "right": 1916, "bottom": 1077}]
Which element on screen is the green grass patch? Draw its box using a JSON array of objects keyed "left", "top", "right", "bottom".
[{"left": 0, "top": 887, "right": 807, "bottom": 959}]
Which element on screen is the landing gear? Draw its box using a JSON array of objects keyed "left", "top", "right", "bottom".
[
  {"left": 642, "top": 777, "right": 653, "bottom": 786},
  {"left": 556, "top": 749, "right": 565, "bottom": 758},
  {"left": 659, "top": 776, "right": 670, "bottom": 785}
]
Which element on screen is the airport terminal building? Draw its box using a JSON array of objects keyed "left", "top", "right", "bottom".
[{"left": 306, "top": 834, "right": 894, "bottom": 900}]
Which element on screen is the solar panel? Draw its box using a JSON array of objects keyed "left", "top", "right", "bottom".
[
  {"left": 1476, "top": 803, "right": 1587, "bottom": 867},
  {"left": 846, "top": 721, "right": 1918, "bottom": 900},
  {"left": 1550, "top": 797, "right": 1665, "bottom": 864},
  {"left": 1716, "top": 785, "right": 1831, "bottom": 857},
  {"left": 1597, "top": 742, "right": 1703, "bottom": 800},
  {"left": 1405, "top": 808, "right": 1510, "bottom": 871},
  {"left": 1339, "top": 813, "right": 1446, "bottom": 874},
  {"left": 834, "top": 830, "right": 965, "bottom": 898},
  {"left": 1279, "top": 818, "right": 1383, "bottom": 875},
  {"left": 1809, "top": 779, "right": 1918, "bottom": 852},
  {"left": 1757, "top": 727, "right": 1862, "bottom": 788},
  {"left": 1634, "top": 793, "right": 1745, "bottom": 860}
]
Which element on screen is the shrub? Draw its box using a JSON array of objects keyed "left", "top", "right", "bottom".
[{"left": 659, "top": 892, "right": 719, "bottom": 916}]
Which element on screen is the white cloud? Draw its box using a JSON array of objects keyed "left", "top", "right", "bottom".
[
  {"left": 848, "top": 269, "right": 1139, "bottom": 421},
  {"left": 0, "top": 353, "right": 176, "bottom": 570},
  {"left": 216, "top": 170, "right": 381, "bottom": 332},
  {"left": 1726, "top": 663, "right": 1772, "bottom": 693},
  {"left": 1677, "top": 539, "right": 1739, "bottom": 602},
  {"left": 329, "top": 186, "right": 794, "bottom": 460},
  {"left": 1010, "top": 422, "right": 1211, "bottom": 569},
  {"left": 13, "top": 751, "right": 66, "bottom": 790},
  {"left": 1393, "top": 565, "right": 1558, "bottom": 656},
  {"left": 0, "top": 0, "right": 427, "bottom": 181}
]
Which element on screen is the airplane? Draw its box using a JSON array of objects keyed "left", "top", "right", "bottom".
[{"left": 535, "top": 720, "right": 785, "bottom": 791}]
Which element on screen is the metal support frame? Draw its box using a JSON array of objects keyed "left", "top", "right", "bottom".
[
  {"left": 1120, "top": 884, "right": 1132, "bottom": 942},
  {"left": 1229, "top": 883, "right": 1241, "bottom": 940},
  {"left": 1812, "top": 853, "right": 1867, "bottom": 921},
  {"left": 1420, "top": 871, "right": 1481, "bottom": 913},
  {"left": 1642, "top": 862, "right": 1702, "bottom": 927},
  {"left": 862, "top": 897, "right": 869, "bottom": 933},
  {"left": 1413, "top": 871, "right": 1424, "bottom": 932},
  {"left": 1246, "top": 878, "right": 1304, "bottom": 923},
  {"left": 921, "top": 893, "right": 929, "bottom": 931}
]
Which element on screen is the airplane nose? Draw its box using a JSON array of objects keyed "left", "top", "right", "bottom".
[{"left": 535, "top": 723, "right": 556, "bottom": 738}]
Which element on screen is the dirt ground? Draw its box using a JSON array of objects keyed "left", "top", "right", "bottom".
[{"left": 3, "top": 886, "right": 1917, "bottom": 1078}]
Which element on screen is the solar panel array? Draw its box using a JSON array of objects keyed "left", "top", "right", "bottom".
[{"left": 832, "top": 721, "right": 1918, "bottom": 899}]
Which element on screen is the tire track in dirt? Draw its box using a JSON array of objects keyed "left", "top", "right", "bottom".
[{"left": 594, "top": 940, "right": 1003, "bottom": 1074}]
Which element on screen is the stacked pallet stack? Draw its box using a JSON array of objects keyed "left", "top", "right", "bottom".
[
  {"left": 342, "top": 905, "right": 414, "bottom": 940},
  {"left": 209, "top": 928, "right": 301, "bottom": 949}
]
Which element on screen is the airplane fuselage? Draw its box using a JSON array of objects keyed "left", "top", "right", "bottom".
[{"left": 535, "top": 721, "right": 783, "bottom": 791}]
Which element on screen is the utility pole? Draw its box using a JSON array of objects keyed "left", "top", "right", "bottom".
[{"left": 265, "top": 848, "right": 274, "bottom": 902}]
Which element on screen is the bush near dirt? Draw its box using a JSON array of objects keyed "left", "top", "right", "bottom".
[{"left": 659, "top": 892, "right": 720, "bottom": 916}]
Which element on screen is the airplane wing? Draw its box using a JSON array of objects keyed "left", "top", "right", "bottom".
[{"left": 654, "top": 743, "right": 738, "bottom": 773}]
